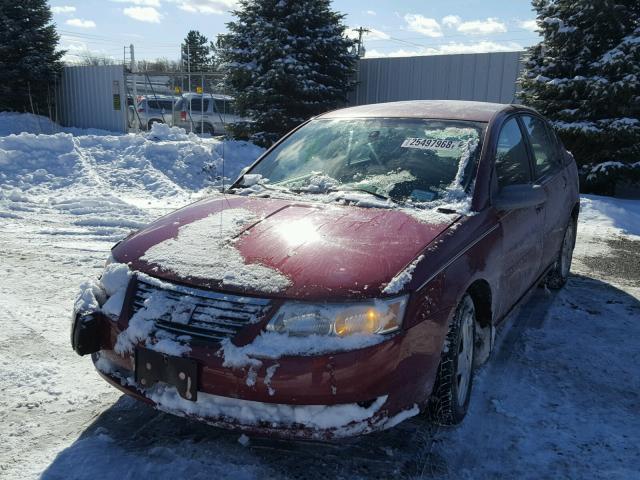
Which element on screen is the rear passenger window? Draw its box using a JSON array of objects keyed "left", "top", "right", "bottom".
[
  {"left": 495, "top": 118, "right": 531, "bottom": 189},
  {"left": 521, "top": 115, "right": 560, "bottom": 180},
  {"left": 189, "top": 99, "right": 209, "bottom": 111}
]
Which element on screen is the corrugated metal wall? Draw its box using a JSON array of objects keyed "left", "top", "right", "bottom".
[
  {"left": 57, "top": 65, "right": 127, "bottom": 132},
  {"left": 348, "top": 51, "right": 524, "bottom": 106}
]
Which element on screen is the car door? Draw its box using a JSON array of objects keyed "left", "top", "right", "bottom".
[
  {"left": 520, "top": 115, "right": 569, "bottom": 270},
  {"left": 493, "top": 117, "right": 545, "bottom": 316}
]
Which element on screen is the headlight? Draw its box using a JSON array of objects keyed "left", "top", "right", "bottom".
[{"left": 266, "top": 295, "right": 408, "bottom": 337}]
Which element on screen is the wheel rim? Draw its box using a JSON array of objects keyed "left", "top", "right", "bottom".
[
  {"left": 559, "top": 222, "right": 575, "bottom": 280},
  {"left": 456, "top": 299, "right": 474, "bottom": 406}
]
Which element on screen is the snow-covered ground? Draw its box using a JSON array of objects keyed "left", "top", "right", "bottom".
[{"left": 0, "top": 116, "right": 639, "bottom": 479}]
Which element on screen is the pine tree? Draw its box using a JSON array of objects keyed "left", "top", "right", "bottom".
[
  {"left": 519, "top": 0, "right": 640, "bottom": 194},
  {"left": 220, "top": 0, "right": 357, "bottom": 146},
  {"left": 181, "top": 30, "right": 213, "bottom": 73},
  {"left": 0, "top": 0, "right": 64, "bottom": 115}
]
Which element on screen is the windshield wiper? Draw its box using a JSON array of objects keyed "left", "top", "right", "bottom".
[{"left": 330, "top": 187, "right": 391, "bottom": 201}]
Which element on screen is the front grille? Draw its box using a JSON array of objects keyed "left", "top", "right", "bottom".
[{"left": 131, "top": 277, "right": 272, "bottom": 342}]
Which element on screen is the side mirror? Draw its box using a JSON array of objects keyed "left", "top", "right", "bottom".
[{"left": 493, "top": 184, "right": 546, "bottom": 211}]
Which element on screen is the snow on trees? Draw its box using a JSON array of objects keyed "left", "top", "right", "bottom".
[
  {"left": 220, "top": 0, "right": 357, "bottom": 146},
  {"left": 519, "top": 0, "right": 640, "bottom": 195}
]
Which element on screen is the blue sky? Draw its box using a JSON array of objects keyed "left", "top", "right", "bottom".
[{"left": 49, "top": 0, "right": 541, "bottom": 62}]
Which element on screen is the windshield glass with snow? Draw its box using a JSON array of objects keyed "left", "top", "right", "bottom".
[{"left": 244, "top": 118, "right": 484, "bottom": 203}]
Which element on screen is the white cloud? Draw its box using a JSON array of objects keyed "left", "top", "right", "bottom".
[
  {"left": 65, "top": 18, "right": 96, "bottom": 28},
  {"left": 168, "top": 0, "right": 236, "bottom": 15},
  {"left": 347, "top": 27, "right": 390, "bottom": 41},
  {"left": 51, "top": 5, "right": 76, "bottom": 14},
  {"left": 120, "top": 0, "right": 160, "bottom": 5},
  {"left": 112, "top": 0, "right": 161, "bottom": 5},
  {"left": 404, "top": 14, "right": 442, "bottom": 38},
  {"left": 457, "top": 18, "right": 507, "bottom": 35},
  {"left": 365, "top": 10, "right": 376, "bottom": 16},
  {"left": 519, "top": 19, "right": 539, "bottom": 32},
  {"left": 366, "top": 40, "right": 523, "bottom": 58},
  {"left": 123, "top": 6, "right": 162, "bottom": 22},
  {"left": 442, "top": 15, "right": 461, "bottom": 28}
]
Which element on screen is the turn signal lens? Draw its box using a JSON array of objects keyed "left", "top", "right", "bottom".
[
  {"left": 335, "top": 308, "right": 381, "bottom": 336},
  {"left": 267, "top": 296, "right": 408, "bottom": 338}
]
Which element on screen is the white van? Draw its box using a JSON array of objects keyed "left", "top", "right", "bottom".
[{"left": 173, "top": 93, "right": 247, "bottom": 136}]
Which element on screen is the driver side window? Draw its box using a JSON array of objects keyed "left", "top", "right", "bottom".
[{"left": 495, "top": 118, "right": 531, "bottom": 189}]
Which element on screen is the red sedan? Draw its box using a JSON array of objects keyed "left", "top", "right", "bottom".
[{"left": 71, "top": 100, "right": 579, "bottom": 438}]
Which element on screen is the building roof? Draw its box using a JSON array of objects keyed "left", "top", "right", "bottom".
[{"left": 318, "top": 100, "right": 516, "bottom": 122}]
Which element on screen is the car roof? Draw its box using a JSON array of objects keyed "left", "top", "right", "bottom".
[
  {"left": 182, "top": 93, "right": 234, "bottom": 101},
  {"left": 317, "top": 100, "right": 531, "bottom": 123}
]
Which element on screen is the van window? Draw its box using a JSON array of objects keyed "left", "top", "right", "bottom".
[
  {"left": 214, "top": 100, "right": 236, "bottom": 115},
  {"left": 189, "top": 98, "right": 209, "bottom": 112}
]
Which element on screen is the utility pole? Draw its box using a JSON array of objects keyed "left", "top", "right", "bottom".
[
  {"left": 187, "top": 42, "right": 191, "bottom": 93},
  {"left": 130, "top": 44, "right": 138, "bottom": 133},
  {"left": 354, "top": 27, "right": 370, "bottom": 58}
]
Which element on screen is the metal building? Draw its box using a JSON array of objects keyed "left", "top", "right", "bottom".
[
  {"left": 55, "top": 52, "right": 524, "bottom": 132},
  {"left": 348, "top": 51, "right": 524, "bottom": 106},
  {"left": 57, "top": 65, "right": 128, "bottom": 133}
]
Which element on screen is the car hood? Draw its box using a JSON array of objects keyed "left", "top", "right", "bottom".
[{"left": 111, "top": 196, "right": 456, "bottom": 299}]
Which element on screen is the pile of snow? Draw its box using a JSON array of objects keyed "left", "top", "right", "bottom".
[
  {"left": 579, "top": 194, "right": 640, "bottom": 238},
  {"left": 0, "top": 112, "right": 113, "bottom": 136},
  {"left": 0, "top": 114, "right": 264, "bottom": 239},
  {"left": 0, "top": 128, "right": 262, "bottom": 200}
]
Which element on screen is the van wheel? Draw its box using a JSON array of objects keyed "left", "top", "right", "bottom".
[
  {"left": 197, "top": 124, "right": 214, "bottom": 136},
  {"left": 427, "top": 294, "right": 475, "bottom": 426},
  {"left": 148, "top": 119, "right": 162, "bottom": 130},
  {"left": 546, "top": 219, "right": 576, "bottom": 289}
]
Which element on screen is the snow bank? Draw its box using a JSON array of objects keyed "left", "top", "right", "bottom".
[
  {"left": 0, "top": 118, "right": 264, "bottom": 240},
  {"left": 0, "top": 111, "right": 115, "bottom": 136},
  {"left": 579, "top": 194, "right": 640, "bottom": 238}
]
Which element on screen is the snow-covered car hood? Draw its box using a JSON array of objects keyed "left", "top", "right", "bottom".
[{"left": 111, "top": 196, "right": 456, "bottom": 299}]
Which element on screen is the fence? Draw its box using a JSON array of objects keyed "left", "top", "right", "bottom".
[
  {"left": 348, "top": 51, "right": 524, "bottom": 106},
  {"left": 56, "top": 53, "right": 524, "bottom": 133},
  {"left": 123, "top": 71, "right": 231, "bottom": 135},
  {"left": 56, "top": 66, "right": 232, "bottom": 134}
]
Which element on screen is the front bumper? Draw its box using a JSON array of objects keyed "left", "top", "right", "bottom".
[
  {"left": 94, "top": 353, "right": 413, "bottom": 439},
  {"left": 75, "top": 308, "right": 448, "bottom": 438}
]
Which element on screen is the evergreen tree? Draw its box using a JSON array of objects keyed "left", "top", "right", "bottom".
[
  {"left": 0, "top": 0, "right": 64, "bottom": 114},
  {"left": 181, "top": 30, "right": 213, "bottom": 73},
  {"left": 220, "top": 0, "right": 357, "bottom": 146},
  {"left": 519, "top": 0, "right": 640, "bottom": 194}
]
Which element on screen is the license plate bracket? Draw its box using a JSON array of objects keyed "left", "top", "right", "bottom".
[{"left": 135, "top": 347, "right": 198, "bottom": 401}]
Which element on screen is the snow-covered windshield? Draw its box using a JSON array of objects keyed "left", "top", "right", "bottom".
[{"left": 243, "top": 118, "right": 484, "bottom": 202}]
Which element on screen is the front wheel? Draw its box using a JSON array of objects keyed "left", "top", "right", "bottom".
[
  {"left": 546, "top": 219, "right": 576, "bottom": 289},
  {"left": 427, "top": 294, "right": 476, "bottom": 425}
]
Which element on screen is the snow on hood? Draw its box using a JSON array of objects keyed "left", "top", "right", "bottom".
[
  {"left": 113, "top": 196, "right": 456, "bottom": 298},
  {"left": 140, "top": 207, "right": 291, "bottom": 294}
]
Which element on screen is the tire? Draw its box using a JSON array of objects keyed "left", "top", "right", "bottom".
[
  {"left": 546, "top": 219, "right": 576, "bottom": 289},
  {"left": 428, "top": 294, "right": 476, "bottom": 426},
  {"left": 197, "top": 124, "right": 214, "bottom": 136},
  {"left": 147, "top": 119, "right": 163, "bottom": 130}
]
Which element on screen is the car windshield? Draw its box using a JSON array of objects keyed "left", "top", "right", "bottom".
[{"left": 243, "top": 118, "right": 485, "bottom": 203}]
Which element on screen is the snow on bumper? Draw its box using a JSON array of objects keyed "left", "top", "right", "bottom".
[{"left": 94, "top": 353, "right": 418, "bottom": 439}]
